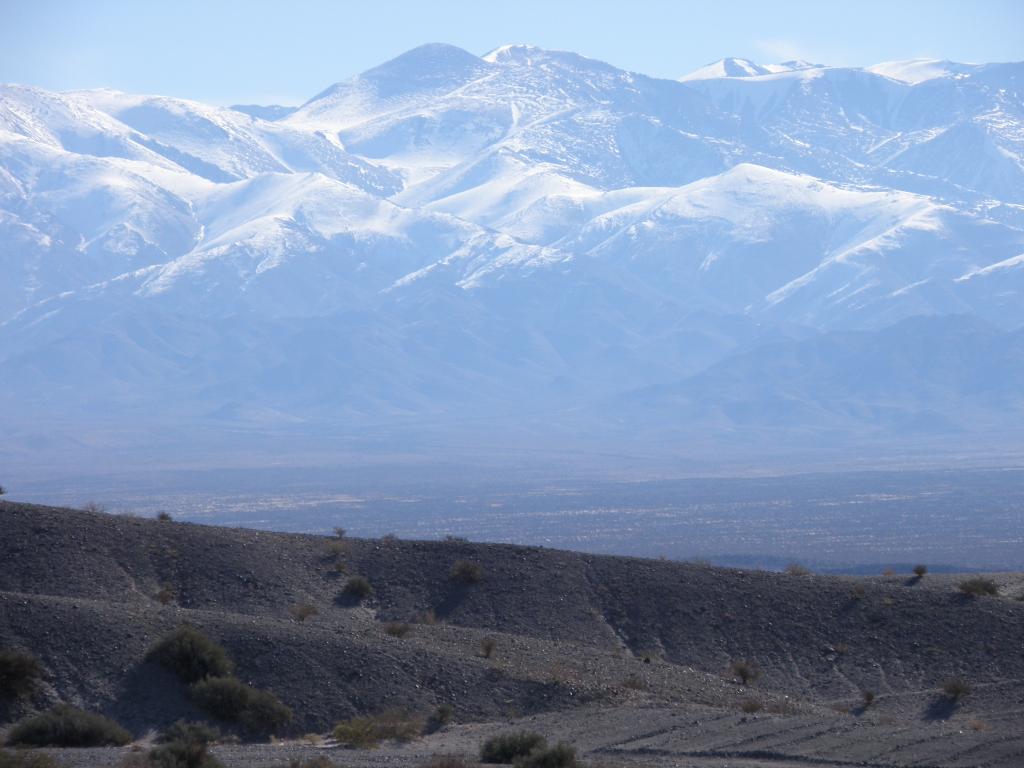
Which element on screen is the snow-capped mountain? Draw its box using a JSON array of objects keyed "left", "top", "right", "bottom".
[{"left": 2, "top": 44, "right": 1023, "bottom": 468}]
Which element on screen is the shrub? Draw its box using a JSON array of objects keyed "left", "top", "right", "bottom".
[
  {"left": 959, "top": 577, "right": 999, "bottom": 597},
  {"left": 6, "top": 705, "right": 131, "bottom": 747},
  {"left": 333, "top": 527, "right": 347, "bottom": 539},
  {"left": 784, "top": 563, "right": 812, "bottom": 576},
  {"left": 332, "top": 710, "right": 422, "bottom": 749},
  {"left": 861, "top": 690, "right": 875, "bottom": 708},
  {"left": 80, "top": 502, "right": 106, "bottom": 513},
  {"left": 414, "top": 609, "right": 438, "bottom": 625},
  {"left": 425, "top": 703, "right": 454, "bottom": 733},
  {"left": 450, "top": 560, "right": 484, "bottom": 584},
  {"left": 739, "top": 698, "right": 761, "bottom": 713},
  {"left": 480, "top": 731, "right": 547, "bottom": 763},
  {"left": 342, "top": 576, "right": 373, "bottom": 601},
  {"left": 0, "top": 485, "right": 7, "bottom": 496},
  {"left": 480, "top": 636, "right": 498, "bottom": 659},
  {"left": 189, "top": 677, "right": 291, "bottom": 734},
  {"left": 289, "top": 603, "right": 319, "bottom": 623},
  {"left": 157, "top": 512, "right": 174, "bottom": 522},
  {"left": 156, "top": 721, "right": 221, "bottom": 746},
  {"left": 912, "top": 564, "right": 927, "bottom": 578},
  {"left": 148, "top": 626, "right": 234, "bottom": 683},
  {"left": 155, "top": 586, "right": 177, "bottom": 605},
  {"left": 515, "top": 743, "right": 577, "bottom": 768},
  {"left": 729, "top": 660, "right": 760, "bottom": 686},
  {"left": 148, "top": 721, "right": 224, "bottom": 768},
  {"left": 942, "top": 677, "right": 971, "bottom": 701},
  {"left": 0, "top": 750, "right": 61, "bottom": 768},
  {"left": 0, "top": 649, "right": 43, "bottom": 699},
  {"left": 383, "top": 622, "right": 411, "bottom": 638}
]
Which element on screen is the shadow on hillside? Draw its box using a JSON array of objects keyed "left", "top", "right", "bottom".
[
  {"left": 434, "top": 584, "right": 473, "bottom": 620},
  {"left": 923, "top": 695, "right": 959, "bottom": 721},
  {"left": 115, "top": 660, "right": 200, "bottom": 732}
]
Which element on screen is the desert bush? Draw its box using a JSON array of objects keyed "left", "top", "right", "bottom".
[
  {"left": 942, "top": 677, "right": 971, "bottom": 701},
  {"left": 515, "top": 743, "right": 577, "bottom": 768},
  {"left": 6, "top": 705, "right": 131, "bottom": 747},
  {"left": 861, "top": 690, "right": 875, "bottom": 708},
  {"left": 480, "top": 636, "right": 498, "bottom": 659},
  {"left": 333, "top": 527, "right": 347, "bottom": 539},
  {"left": 739, "top": 698, "right": 761, "bottom": 713},
  {"left": 425, "top": 703, "right": 454, "bottom": 733},
  {"left": 189, "top": 677, "right": 291, "bottom": 734},
  {"left": 341, "top": 576, "right": 373, "bottom": 601},
  {"left": 480, "top": 731, "right": 546, "bottom": 763},
  {"left": 968, "top": 718, "right": 988, "bottom": 731},
  {"left": 729, "top": 660, "right": 760, "bottom": 686},
  {"left": 147, "top": 721, "right": 224, "bottom": 768},
  {"left": 148, "top": 626, "right": 234, "bottom": 683},
  {"left": 414, "top": 609, "right": 438, "bottom": 625},
  {"left": 155, "top": 586, "right": 176, "bottom": 605},
  {"left": 80, "top": 501, "right": 106, "bottom": 513},
  {"left": 157, "top": 512, "right": 173, "bottom": 522},
  {"left": 383, "top": 622, "right": 411, "bottom": 638},
  {"left": 332, "top": 561, "right": 348, "bottom": 574},
  {"left": 959, "top": 577, "right": 999, "bottom": 597},
  {"left": 157, "top": 721, "right": 220, "bottom": 746},
  {"left": 0, "top": 649, "right": 42, "bottom": 699},
  {"left": 912, "top": 564, "right": 927, "bottom": 578},
  {"left": 332, "top": 710, "right": 422, "bottom": 749},
  {"left": 289, "top": 603, "right": 319, "bottom": 623},
  {"left": 450, "top": 560, "right": 484, "bottom": 584},
  {"left": 850, "top": 585, "right": 866, "bottom": 600},
  {"left": 0, "top": 485, "right": 6, "bottom": 496},
  {"left": 0, "top": 750, "right": 61, "bottom": 768},
  {"left": 784, "top": 563, "right": 812, "bottom": 576}
]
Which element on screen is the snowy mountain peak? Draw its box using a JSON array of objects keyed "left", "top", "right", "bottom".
[
  {"left": 866, "top": 58, "right": 980, "bottom": 84},
  {"left": 680, "top": 57, "right": 771, "bottom": 81}
]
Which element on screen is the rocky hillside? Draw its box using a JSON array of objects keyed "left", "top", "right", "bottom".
[{"left": 1, "top": 501, "right": 1023, "bottom": 766}]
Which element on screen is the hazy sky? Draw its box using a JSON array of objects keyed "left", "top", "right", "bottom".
[{"left": 2, "top": 0, "right": 1022, "bottom": 105}]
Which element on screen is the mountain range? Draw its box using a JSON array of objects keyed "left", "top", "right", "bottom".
[{"left": 2, "top": 45, "right": 1023, "bottom": 471}]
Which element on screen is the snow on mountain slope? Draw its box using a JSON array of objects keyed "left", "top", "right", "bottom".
[
  {"left": 867, "top": 59, "right": 982, "bottom": 84},
  {"left": 2, "top": 45, "right": 1024, "bottom": 462}
]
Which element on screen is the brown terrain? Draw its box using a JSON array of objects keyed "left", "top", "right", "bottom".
[{"left": 1, "top": 499, "right": 1023, "bottom": 767}]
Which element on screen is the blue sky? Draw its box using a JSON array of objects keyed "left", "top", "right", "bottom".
[{"left": 2, "top": 0, "right": 1022, "bottom": 105}]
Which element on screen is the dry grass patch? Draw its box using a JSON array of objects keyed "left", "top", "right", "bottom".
[{"left": 332, "top": 710, "right": 422, "bottom": 749}]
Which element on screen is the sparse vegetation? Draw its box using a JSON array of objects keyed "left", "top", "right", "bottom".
[
  {"left": 968, "top": 718, "right": 989, "bottom": 731},
  {"left": 516, "top": 743, "right": 578, "bottom": 768},
  {"left": 942, "top": 677, "right": 971, "bottom": 701},
  {"left": 414, "top": 609, "right": 438, "bottom": 625},
  {"left": 861, "top": 690, "right": 875, "bottom": 709},
  {"left": 289, "top": 603, "right": 320, "bottom": 623},
  {"left": 6, "top": 705, "right": 131, "bottom": 747},
  {"left": 0, "top": 648, "right": 43, "bottom": 699},
  {"left": 147, "top": 721, "right": 225, "bottom": 768},
  {"left": 332, "top": 527, "right": 346, "bottom": 538},
  {"left": 157, "top": 511, "right": 174, "bottom": 522},
  {"left": 480, "top": 636, "right": 498, "bottom": 659},
  {"left": 332, "top": 710, "right": 422, "bottom": 749},
  {"left": 148, "top": 625, "right": 234, "bottom": 683},
  {"left": 959, "top": 577, "right": 999, "bottom": 597},
  {"left": 740, "top": 698, "right": 762, "bottom": 713},
  {"left": 80, "top": 501, "right": 105, "bottom": 513},
  {"left": 189, "top": 677, "right": 292, "bottom": 734},
  {"left": 450, "top": 560, "right": 484, "bottom": 584},
  {"left": 341, "top": 576, "right": 373, "bottom": 601},
  {"left": 850, "top": 584, "right": 866, "bottom": 600},
  {"left": 784, "top": 563, "right": 812, "bottom": 576},
  {"left": 425, "top": 703, "right": 454, "bottom": 733},
  {"left": 0, "top": 750, "right": 61, "bottom": 768},
  {"left": 0, "top": 485, "right": 6, "bottom": 496},
  {"left": 729, "top": 659, "right": 761, "bottom": 686},
  {"left": 912, "top": 564, "right": 927, "bottom": 578},
  {"left": 480, "top": 731, "right": 547, "bottom": 763},
  {"left": 156, "top": 586, "right": 176, "bottom": 605},
  {"left": 383, "top": 622, "right": 411, "bottom": 638}
]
